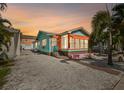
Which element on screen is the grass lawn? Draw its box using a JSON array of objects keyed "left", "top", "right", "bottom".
[
  {"left": 0, "top": 66, "right": 10, "bottom": 89},
  {"left": 0, "top": 61, "right": 13, "bottom": 89}
]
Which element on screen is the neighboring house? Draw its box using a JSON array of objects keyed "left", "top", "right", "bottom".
[
  {"left": 2, "top": 27, "right": 21, "bottom": 59},
  {"left": 32, "top": 40, "right": 38, "bottom": 50},
  {"left": 21, "top": 35, "right": 36, "bottom": 50},
  {"left": 35, "top": 27, "right": 90, "bottom": 59},
  {"left": 35, "top": 31, "right": 58, "bottom": 55}
]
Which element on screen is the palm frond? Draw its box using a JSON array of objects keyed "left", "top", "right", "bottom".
[
  {"left": 0, "top": 3, "right": 7, "bottom": 11},
  {"left": 0, "top": 18, "right": 12, "bottom": 27},
  {"left": 91, "top": 10, "right": 110, "bottom": 45}
]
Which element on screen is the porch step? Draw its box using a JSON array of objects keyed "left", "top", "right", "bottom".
[
  {"left": 53, "top": 52, "right": 69, "bottom": 59},
  {"left": 69, "top": 53, "right": 89, "bottom": 59}
]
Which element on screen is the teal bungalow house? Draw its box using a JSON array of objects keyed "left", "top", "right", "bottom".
[
  {"left": 36, "top": 31, "right": 58, "bottom": 55},
  {"left": 35, "top": 27, "right": 90, "bottom": 59}
]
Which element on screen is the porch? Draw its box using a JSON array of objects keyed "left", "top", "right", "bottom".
[{"left": 58, "top": 33, "right": 89, "bottom": 59}]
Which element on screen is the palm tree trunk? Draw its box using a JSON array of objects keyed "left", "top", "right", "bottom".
[
  {"left": 99, "top": 42, "right": 102, "bottom": 55},
  {"left": 105, "top": 4, "right": 113, "bottom": 65},
  {"left": 108, "top": 31, "right": 113, "bottom": 65}
]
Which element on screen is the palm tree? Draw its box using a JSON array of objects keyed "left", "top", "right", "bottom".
[
  {"left": 0, "top": 3, "right": 12, "bottom": 61},
  {"left": 90, "top": 4, "right": 124, "bottom": 65},
  {"left": 112, "top": 4, "right": 124, "bottom": 51},
  {"left": 0, "top": 18, "right": 12, "bottom": 51},
  {"left": 90, "top": 11, "right": 110, "bottom": 54},
  {"left": 112, "top": 4, "right": 124, "bottom": 27},
  {"left": 0, "top": 3, "right": 7, "bottom": 11},
  {"left": 90, "top": 10, "right": 115, "bottom": 65},
  {"left": 0, "top": 3, "right": 7, "bottom": 17}
]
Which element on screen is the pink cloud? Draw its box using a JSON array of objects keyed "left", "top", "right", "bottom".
[{"left": 3, "top": 4, "right": 92, "bottom": 36}]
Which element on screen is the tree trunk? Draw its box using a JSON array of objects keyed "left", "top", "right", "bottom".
[{"left": 108, "top": 31, "right": 113, "bottom": 65}]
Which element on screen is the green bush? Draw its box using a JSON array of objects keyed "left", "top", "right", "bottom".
[{"left": 0, "top": 67, "right": 10, "bottom": 89}]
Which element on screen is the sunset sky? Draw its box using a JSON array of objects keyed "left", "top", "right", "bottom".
[{"left": 2, "top": 3, "right": 110, "bottom": 36}]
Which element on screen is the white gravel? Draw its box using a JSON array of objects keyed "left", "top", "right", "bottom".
[{"left": 2, "top": 51, "right": 121, "bottom": 90}]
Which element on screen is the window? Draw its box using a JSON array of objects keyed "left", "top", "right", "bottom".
[
  {"left": 84, "top": 40, "right": 88, "bottom": 48},
  {"left": 42, "top": 39, "right": 47, "bottom": 47},
  {"left": 61, "top": 35, "right": 68, "bottom": 49},
  {"left": 51, "top": 38, "right": 57, "bottom": 46},
  {"left": 75, "top": 39, "right": 80, "bottom": 49},
  {"left": 70, "top": 37, "right": 74, "bottom": 49},
  {"left": 80, "top": 40, "right": 84, "bottom": 48}
]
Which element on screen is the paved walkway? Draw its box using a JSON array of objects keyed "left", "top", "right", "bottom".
[
  {"left": 114, "top": 75, "right": 124, "bottom": 90},
  {"left": 2, "top": 50, "right": 122, "bottom": 89},
  {"left": 73, "top": 58, "right": 122, "bottom": 75}
]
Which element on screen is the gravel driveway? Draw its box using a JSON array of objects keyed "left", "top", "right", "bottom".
[{"left": 2, "top": 51, "right": 122, "bottom": 90}]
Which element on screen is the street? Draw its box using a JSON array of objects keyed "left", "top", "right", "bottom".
[{"left": 2, "top": 50, "right": 122, "bottom": 89}]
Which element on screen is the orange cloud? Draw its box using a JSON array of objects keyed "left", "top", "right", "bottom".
[{"left": 3, "top": 4, "right": 92, "bottom": 36}]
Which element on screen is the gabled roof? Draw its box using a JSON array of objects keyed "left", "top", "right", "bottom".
[
  {"left": 21, "top": 35, "right": 36, "bottom": 39},
  {"left": 60, "top": 27, "right": 90, "bottom": 36},
  {"left": 4, "top": 27, "right": 20, "bottom": 33},
  {"left": 36, "top": 30, "right": 57, "bottom": 40},
  {"left": 36, "top": 27, "right": 89, "bottom": 40},
  {"left": 38, "top": 30, "right": 56, "bottom": 36}
]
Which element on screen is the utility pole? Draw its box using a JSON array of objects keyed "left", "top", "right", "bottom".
[{"left": 106, "top": 4, "right": 113, "bottom": 65}]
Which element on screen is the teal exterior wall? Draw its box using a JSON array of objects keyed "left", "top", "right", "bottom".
[
  {"left": 51, "top": 46, "right": 58, "bottom": 52},
  {"left": 37, "top": 32, "right": 51, "bottom": 54},
  {"left": 36, "top": 31, "right": 58, "bottom": 54}
]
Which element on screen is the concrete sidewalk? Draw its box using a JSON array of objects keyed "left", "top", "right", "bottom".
[{"left": 114, "top": 75, "right": 124, "bottom": 90}]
